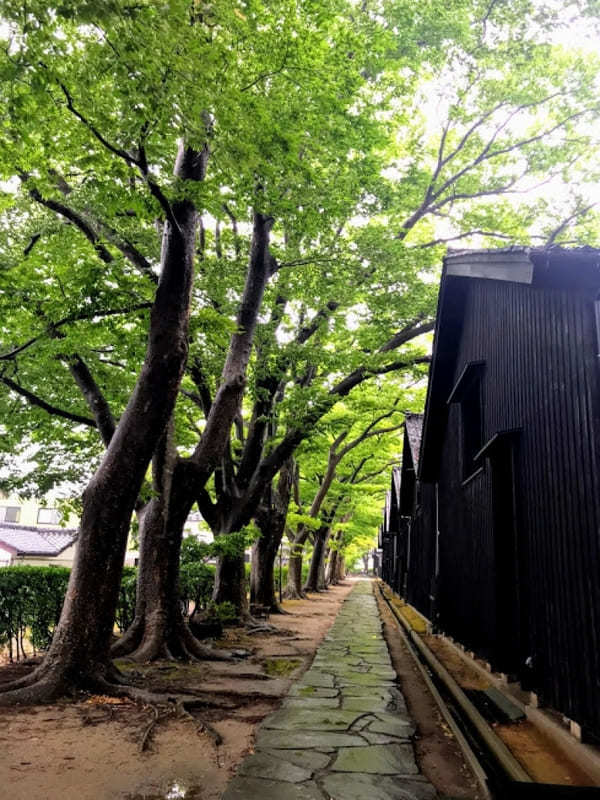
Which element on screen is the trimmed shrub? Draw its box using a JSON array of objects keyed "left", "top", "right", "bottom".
[
  {"left": 0, "top": 566, "right": 69, "bottom": 660},
  {"left": 179, "top": 562, "right": 215, "bottom": 616}
]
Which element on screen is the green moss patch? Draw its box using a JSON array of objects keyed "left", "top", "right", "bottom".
[{"left": 263, "top": 658, "right": 302, "bottom": 677}]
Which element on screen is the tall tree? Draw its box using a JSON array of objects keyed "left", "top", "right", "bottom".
[{"left": 1, "top": 0, "right": 600, "bottom": 663}]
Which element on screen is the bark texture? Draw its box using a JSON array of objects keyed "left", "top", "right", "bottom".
[
  {"left": 250, "top": 460, "right": 293, "bottom": 612},
  {"left": 304, "top": 526, "right": 328, "bottom": 593}
]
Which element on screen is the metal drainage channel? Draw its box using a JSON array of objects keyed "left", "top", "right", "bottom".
[{"left": 376, "top": 584, "right": 600, "bottom": 800}]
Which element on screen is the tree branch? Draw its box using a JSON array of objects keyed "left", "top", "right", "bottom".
[
  {"left": 545, "top": 202, "right": 597, "bottom": 246},
  {"left": 0, "top": 375, "right": 96, "bottom": 427},
  {"left": 65, "top": 354, "right": 116, "bottom": 446},
  {"left": 25, "top": 181, "right": 113, "bottom": 263},
  {"left": 59, "top": 82, "right": 140, "bottom": 168},
  {"left": 0, "top": 303, "right": 152, "bottom": 362}
]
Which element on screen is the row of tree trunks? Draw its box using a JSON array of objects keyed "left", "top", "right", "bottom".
[{"left": 114, "top": 211, "right": 276, "bottom": 652}]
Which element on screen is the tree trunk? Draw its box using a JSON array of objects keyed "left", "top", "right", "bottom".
[
  {"left": 212, "top": 551, "right": 248, "bottom": 615},
  {"left": 285, "top": 544, "right": 306, "bottom": 599},
  {"left": 318, "top": 537, "right": 329, "bottom": 590},
  {"left": 304, "top": 526, "right": 327, "bottom": 593},
  {"left": 251, "top": 460, "right": 293, "bottom": 613},
  {"left": 327, "top": 547, "right": 339, "bottom": 585},
  {"left": 250, "top": 534, "right": 280, "bottom": 611},
  {"left": 336, "top": 555, "right": 346, "bottom": 582},
  {"left": 0, "top": 154, "right": 199, "bottom": 705},
  {"left": 111, "top": 434, "right": 229, "bottom": 663}
]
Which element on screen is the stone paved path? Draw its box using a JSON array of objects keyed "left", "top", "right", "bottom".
[{"left": 222, "top": 580, "right": 438, "bottom": 799}]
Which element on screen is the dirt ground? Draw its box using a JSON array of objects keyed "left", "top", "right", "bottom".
[{"left": 0, "top": 582, "right": 353, "bottom": 800}]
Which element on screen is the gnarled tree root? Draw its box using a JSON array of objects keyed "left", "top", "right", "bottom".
[
  {"left": 94, "top": 680, "right": 225, "bottom": 750},
  {"left": 112, "top": 617, "right": 241, "bottom": 663}
]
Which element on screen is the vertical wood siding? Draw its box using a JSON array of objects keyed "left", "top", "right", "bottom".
[{"left": 394, "top": 274, "right": 600, "bottom": 738}]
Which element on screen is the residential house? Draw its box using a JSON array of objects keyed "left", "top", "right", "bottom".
[{"left": 0, "top": 523, "right": 78, "bottom": 567}]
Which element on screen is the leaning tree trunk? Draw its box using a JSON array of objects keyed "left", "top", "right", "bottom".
[
  {"left": 327, "top": 547, "right": 339, "bottom": 585},
  {"left": 251, "top": 460, "right": 293, "bottom": 613},
  {"left": 0, "top": 153, "right": 199, "bottom": 705}
]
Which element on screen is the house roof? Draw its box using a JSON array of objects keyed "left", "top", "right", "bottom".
[
  {"left": 419, "top": 246, "right": 600, "bottom": 481},
  {"left": 0, "top": 523, "right": 78, "bottom": 557}
]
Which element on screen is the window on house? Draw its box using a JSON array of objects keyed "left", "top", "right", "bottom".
[
  {"left": 0, "top": 506, "right": 20, "bottom": 523},
  {"left": 447, "top": 361, "right": 485, "bottom": 481},
  {"left": 37, "top": 508, "right": 60, "bottom": 525},
  {"left": 461, "top": 375, "right": 483, "bottom": 479}
]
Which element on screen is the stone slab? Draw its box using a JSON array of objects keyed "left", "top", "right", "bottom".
[
  {"left": 330, "top": 743, "right": 420, "bottom": 775},
  {"left": 255, "top": 729, "right": 367, "bottom": 750},
  {"left": 261, "top": 748, "right": 331, "bottom": 772},
  {"left": 283, "top": 696, "right": 340, "bottom": 710},
  {"left": 222, "top": 776, "right": 323, "bottom": 800},
  {"left": 262, "top": 708, "right": 362, "bottom": 731},
  {"left": 288, "top": 685, "right": 339, "bottom": 698},
  {"left": 322, "top": 773, "right": 437, "bottom": 800},
  {"left": 222, "top": 581, "right": 436, "bottom": 800},
  {"left": 238, "top": 753, "right": 313, "bottom": 783}
]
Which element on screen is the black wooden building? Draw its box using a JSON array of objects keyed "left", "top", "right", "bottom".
[{"left": 382, "top": 246, "right": 600, "bottom": 740}]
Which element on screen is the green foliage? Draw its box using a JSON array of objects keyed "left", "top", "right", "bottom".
[
  {"left": 0, "top": 566, "right": 69, "bottom": 656},
  {"left": 180, "top": 535, "right": 212, "bottom": 565},
  {"left": 0, "top": 1, "right": 600, "bottom": 594},
  {"left": 115, "top": 566, "right": 137, "bottom": 633},
  {"left": 209, "top": 601, "right": 238, "bottom": 625},
  {"left": 264, "top": 657, "right": 301, "bottom": 676},
  {"left": 179, "top": 561, "right": 215, "bottom": 615},
  {"left": 0, "top": 562, "right": 218, "bottom": 658}
]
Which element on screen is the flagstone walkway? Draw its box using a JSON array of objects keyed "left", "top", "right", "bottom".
[{"left": 222, "top": 580, "right": 438, "bottom": 800}]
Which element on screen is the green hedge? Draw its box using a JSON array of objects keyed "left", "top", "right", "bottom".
[
  {"left": 0, "top": 557, "right": 312, "bottom": 660},
  {"left": 0, "top": 562, "right": 218, "bottom": 662},
  {"left": 0, "top": 566, "right": 70, "bottom": 660},
  {"left": 179, "top": 562, "right": 215, "bottom": 616}
]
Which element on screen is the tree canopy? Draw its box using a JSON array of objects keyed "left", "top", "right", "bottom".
[{"left": 0, "top": 0, "right": 600, "bottom": 669}]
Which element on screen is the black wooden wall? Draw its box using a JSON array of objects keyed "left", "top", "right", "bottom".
[{"left": 393, "top": 265, "right": 600, "bottom": 739}]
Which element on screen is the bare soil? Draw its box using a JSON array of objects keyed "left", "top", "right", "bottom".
[{"left": 0, "top": 582, "right": 353, "bottom": 800}]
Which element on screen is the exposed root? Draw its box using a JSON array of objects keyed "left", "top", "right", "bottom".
[
  {"left": 111, "top": 617, "right": 144, "bottom": 658},
  {"left": 178, "top": 700, "right": 223, "bottom": 746},
  {"left": 167, "top": 688, "right": 237, "bottom": 709},
  {"left": 0, "top": 668, "right": 67, "bottom": 706},
  {"left": 139, "top": 704, "right": 160, "bottom": 752},
  {"left": 91, "top": 678, "right": 225, "bottom": 749},
  {"left": 246, "top": 619, "right": 289, "bottom": 636},
  {"left": 283, "top": 588, "right": 307, "bottom": 600},
  {"left": 113, "top": 619, "right": 239, "bottom": 664},
  {"left": 269, "top": 604, "right": 291, "bottom": 615},
  {"left": 180, "top": 625, "right": 239, "bottom": 662}
]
